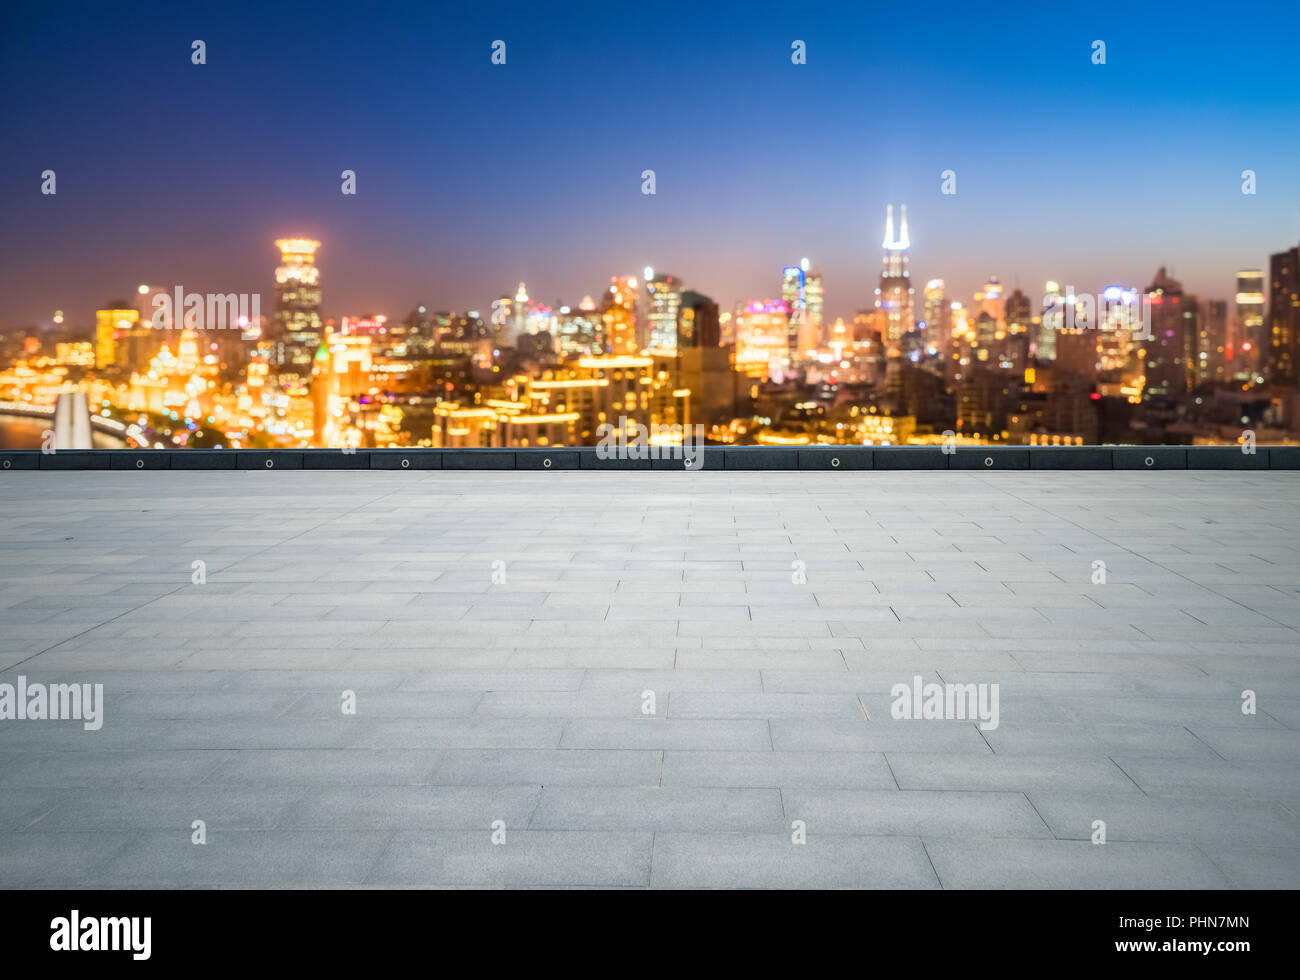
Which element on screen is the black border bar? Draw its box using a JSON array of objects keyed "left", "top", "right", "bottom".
[{"left": 9, "top": 888, "right": 1279, "bottom": 967}]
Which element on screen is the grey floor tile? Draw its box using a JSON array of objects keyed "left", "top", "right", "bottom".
[
  {"left": 431, "top": 748, "right": 661, "bottom": 786},
  {"left": 660, "top": 750, "right": 895, "bottom": 788},
  {"left": 367, "top": 831, "right": 653, "bottom": 887},
  {"left": 781, "top": 789, "right": 1052, "bottom": 838},
  {"left": 529, "top": 786, "right": 784, "bottom": 832},
  {"left": 1027, "top": 793, "right": 1300, "bottom": 845},
  {"left": 650, "top": 833, "right": 939, "bottom": 888},
  {"left": 925, "top": 838, "right": 1235, "bottom": 889}
]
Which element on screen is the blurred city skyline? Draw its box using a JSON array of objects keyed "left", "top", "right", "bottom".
[{"left": 3, "top": 0, "right": 1299, "bottom": 329}]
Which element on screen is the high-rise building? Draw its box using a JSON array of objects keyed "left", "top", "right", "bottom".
[
  {"left": 1180, "top": 295, "right": 1202, "bottom": 390},
  {"left": 876, "top": 205, "right": 914, "bottom": 351},
  {"left": 1235, "top": 270, "right": 1265, "bottom": 377},
  {"left": 678, "top": 291, "right": 720, "bottom": 349},
  {"left": 852, "top": 309, "right": 881, "bottom": 345},
  {"left": 513, "top": 283, "right": 530, "bottom": 340},
  {"left": 1089, "top": 287, "right": 1147, "bottom": 401},
  {"left": 1005, "top": 288, "right": 1030, "bottom": 329},
  {"left": 923, "top": 279, "right": 948, "bottom": 354},
  {"left": 602, "top": 276, "right": 639, "bottom": 356},
  {"left": 1040, "top": 376, "right": 1100, "bottom": 445},
  {"left": 554, "top": 303, "right": 602, "bottom": 355},
  {"left": 956, "top": 371, "right": 1007, "bottom": 436},
  {"left": 55, "top": 342, "right": 94, "bottom": 367},
  {"left": 645, "top": 270, "right": 683, "bottom": 351},
  {"left": 95, "top": 303, "right": 138, "bottom": 369},
  {"left": 1094, "top": 286, "right": 1139, "bottom": 373},
  {"left": 489, "top": 293, "right": 513, "bottom": 344},
  {"left": 733, "top": 300, "right": 791, "bottom": 381},
  {"left": 947, "top": 301, "right": 974, "bottom": 385},
  {"left": 1198, "top": 299, "right": 1229, "bottom": 384},
  {"left": 781, "top": 259, "right": 823, "bottom": 356},
  {"left": 1053, "top": 310, "right": 1099, "bottom": 381},
  {"left": 674, "top": 290, "right": 742, "bottom": 430},
  {"left": 803, "top": 259, "right": 824, "bottom": 348},
  {"left": 1004, "top": 288, "right": 1033, "bottom": 372},
  {"left": 508, "top": 354, "right": 684, "bottom": 444},
  {"left": 975, "top": 277, "right": 1006, "bottom": 328},
  {"left": 401, "top": 305, "right": 436, "bottom": 357},
  {"left": 1144, "top": 266, "right": 1191, "bottom": 398},
  {"left": 974, "top": 312, "right": 998, "bottom": 364},
  {"left": 524, "top": 301, "right": 557, "bottom": 342},
  {"left": 436, "top": 313, "right": 492, "bottom": 359},
  {"left": 1036, "top": 281, "right": 1062, "bottom": 362},
  {"left": 1268, "top": 246, "right": 1299, "bottom": 386},
  {"left": 782, "top": 265, "right": 805, "bottom": 359},
  {"left": 273, "top": 238, "right": 323, "bottom": 372}
]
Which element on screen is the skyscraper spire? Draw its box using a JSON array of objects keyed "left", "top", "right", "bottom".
[
  {"left": 877, "top": 204, "right": 914, "bottom": 350},
  {"left": 882, "top": 204, "right": 909, "bottom": 251}
]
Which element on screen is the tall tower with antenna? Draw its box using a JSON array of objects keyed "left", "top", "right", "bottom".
[{"left": 876, "top": 205, "right": 915, "bottom": 351}]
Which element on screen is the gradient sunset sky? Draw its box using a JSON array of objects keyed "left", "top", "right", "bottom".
[{"left": 2, "top": 0, "right": 1298, "bottom": 330}]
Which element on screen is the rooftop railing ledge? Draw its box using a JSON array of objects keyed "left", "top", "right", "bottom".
[{"left": 1, "top": 445, "right": 1297, "bottom": 472}]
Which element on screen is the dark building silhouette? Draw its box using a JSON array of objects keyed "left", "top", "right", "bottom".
[
  {"left": 1144, "top": 266, "right": 1192, "bottom": 398},
  {"left": 1268, "top": 243, "right": 1300, "bottom": 386},
  {"left": 677, "top": 291, "right": 720, "bottom": 349}
]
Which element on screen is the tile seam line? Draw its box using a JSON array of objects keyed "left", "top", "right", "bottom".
[
  {"left": 3, "top": 487, "right": 403, "bottom": 671},
  {"left": 991, "top": 481, "right": 1298, "bottom": 631}
]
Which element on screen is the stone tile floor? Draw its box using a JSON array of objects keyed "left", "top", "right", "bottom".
[{"left": 0, "top": 469, "right": 1297, "bottom": 888}]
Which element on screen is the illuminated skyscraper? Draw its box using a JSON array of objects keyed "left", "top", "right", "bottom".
[
  {"left": 876, "top": 205, "right": 914, "bottom": 350},
  {"left": 554, "top": 303, "right": 602, "bottom": 355},
  {"left": 803, "top": 258, "right": 824, "bottom": 347},
  {"left": 645, "top": 269, "right": 683, "bottom": 351},
  {"left": 1096, "top": 286, "right": 1143, "bottom": 381},
  {"left": 778, "top": 258, "right": 823, "bottom": 355},
  {"left": 975, "top": 277, "right": 1009, "bottom": 370},
  {"left": 273, "top": 238, "right": 323, "bottom": 372},
  {"left": 975, "top": 277, "right": 1005, "bottom": 328},
  {"left": 782, "top": 265, "right": 805, "bottom": 358},
  {"left": 95, "top": 303, "right": 138, "bottom": 369},
  {"left": 1235, "top": 269, "right": 1265, "bottom": 376},
  {"left": 602, "top": 276, "right": 639, "bottom": 356},
  {"left": 309, "top": 341, "right": 330, "bottom": 444},
  {"left": 1036, "top": 281, "right": 1062, "bottom": 362},
  {"left": 734, "top": 300, "right": 791, "bottom": 381},
  {"left": 923, "top": 279, "right": 948, "bottom": 354}
]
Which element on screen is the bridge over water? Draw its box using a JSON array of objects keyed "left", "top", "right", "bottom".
[{"left": 0, "top": 394, "right": 128, "bottom": 449}]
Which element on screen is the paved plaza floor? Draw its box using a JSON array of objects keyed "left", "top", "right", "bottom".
[{"left": 1, "top": 469, "right": 1297, "bottom": 888}]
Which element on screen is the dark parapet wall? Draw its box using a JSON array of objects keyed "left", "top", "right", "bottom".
[{"left": 2, "top": 446, "right": 1297, "bottom": 471}]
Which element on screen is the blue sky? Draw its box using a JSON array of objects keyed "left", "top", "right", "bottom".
[{"left": 2, "top": 0, "right": 1298, "bottom": 328}]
